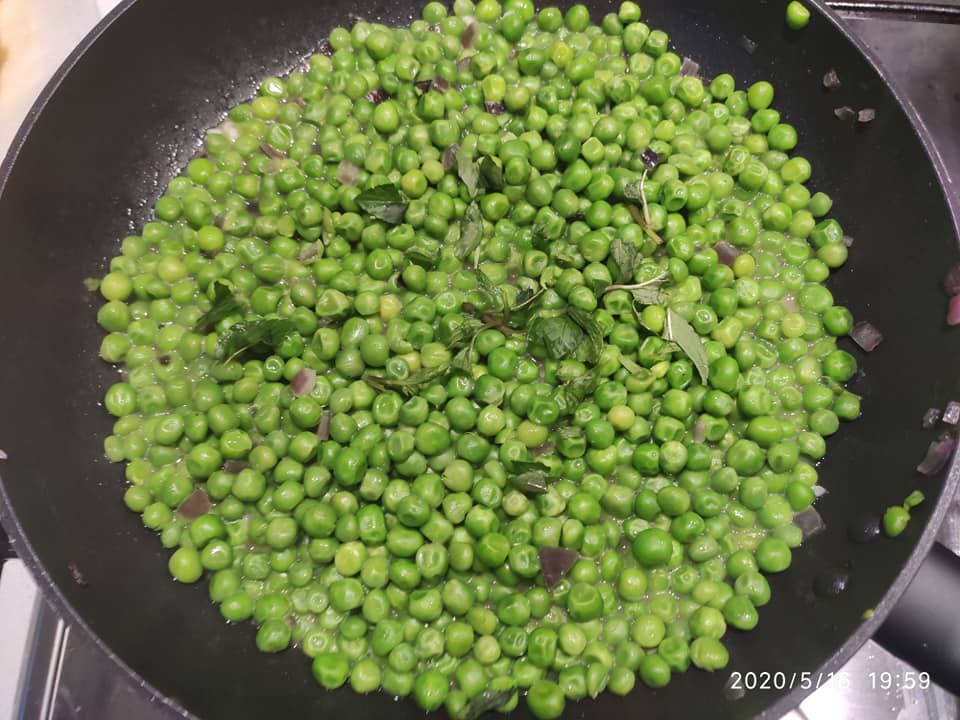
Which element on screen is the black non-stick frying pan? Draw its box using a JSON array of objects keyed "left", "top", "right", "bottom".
[{"left": 1, "top": 0, "right": 960, "bottom": 718}]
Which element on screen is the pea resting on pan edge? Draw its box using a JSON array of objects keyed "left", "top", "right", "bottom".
[{"left": 93, "top": 0, "right": 862, "bottom": 717}]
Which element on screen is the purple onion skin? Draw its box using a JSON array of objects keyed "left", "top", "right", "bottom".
[
  {"left": 944, "top": 262, "right": 960, "bottom": 296},
  {"left": 917, "top": 436, "right": 957, "bottom": 476},
  {"left": 948, "top": 295, "right": 960, "bottom": 326},
  {"left": 850, "top": 321, "right": 883, "bottom": 352}
]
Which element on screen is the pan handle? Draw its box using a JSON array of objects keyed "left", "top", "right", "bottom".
[{"left": 875, "top": 541, "right": 960, "bottom": 694}]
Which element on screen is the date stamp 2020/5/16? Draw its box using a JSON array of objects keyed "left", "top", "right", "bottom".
[{"left": 726, "top": 670, "right": 932, "bottom": 692}]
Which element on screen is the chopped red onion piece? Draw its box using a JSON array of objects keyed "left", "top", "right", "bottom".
[
  {"left": 781, "top": 295, "right": 799, "bottom": 313},
  {"left": 461, "top": 20, "right": 478, "bottom": 50},
  {"left": 948, "top": 294, "right": 960, "bottom": 326},
  {"left": 739, "top": 35, "right": 757, "bottom": 54},
  {"left": 415, "top": 79, "right": 432, "bottom": 93},
  {"left": 67, "top": 562, "right": 88, "bottom": 587},
  {"left": 178, "top": 488, "right": 212, "bottom": 520},
  {"left": 291, "top": 368, "right": 317, "bottom": 397},
  {"left": 834, "top": 106, "right": 857, "bottom": 121},
  {"left": 539, "top": 546, "right": 578, "bottom": 590},
  {"left": 211, "top": 119, "right": 240, "bottom": 142},
  {"left": 640, "top": 148, "right": 660, "bottom": 170},
  {"left": 916, "top": 435, "right": 957, "bottom": 476},
  {"left": 692, "top": 420, "right": 706, "bottom": 443},
  {"left": 857, "top": 108, "right": 876, "bottom": 123},
  {"left": 365, "top": 88, "right": 389, "bottom": 104},
  {"left": 432, "top": 76, "right": 450, "bottom": 92},
  {"left": 714, "top": 241, "right": 740, "bottom": 266},
  {"left": 336, "top": 161, "right": 361, "bottom": 186},
  {"left": 316, "top": 410, "right": 332, "bottom": 441},
  {"left": 943, "top": 401, "right": 960, "bottom": 425},
  {"left": 457, "top": 57, "right": 472, "bottom": 71},
  {"left": 223, "top": 460, "right": 248, "bottom": 473},
  {"left": 442, "top": 144, "right": 459, "bottom": 171},
  {"left": 0, "top": 449, "right": 7, "bottom": 460},
  {"left": 299, "top": 242, "right": 319, "bottom": 262},
  {"left": 679, "top": 56, "right": 701, "bottom": 77},
  {"left": 485, "top": 101, "right": 505, "bottom": 115},
  {"left": 822, "top": 69, "right": 841, "bottom": 88},
  {"left": 842, "top": 235, "right": 854, "bottom": 247},
  {"left": 259, "top": 142, "right": 285, "bottom": 160},
  {"left": 723, "top": 674, "right": 747, "bottom": 702},
  {"left": 850, "top": 321, "right": 883, "bottom": 352},
  {"left": 922, "top": 407, "right": 942, "bottom": 429},
  {"left": 794, "top": 507, "right": 826, "bottom": 540},
  {"left": 943, "top": 262, "right": 960, "bottom": 295},
  {"left": 812, "top": 484, "right": 828, "bottom": 498}
]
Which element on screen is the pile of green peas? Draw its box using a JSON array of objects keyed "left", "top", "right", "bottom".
[{"left": 95, "top": 1, "right": 861, "bottom": 718}]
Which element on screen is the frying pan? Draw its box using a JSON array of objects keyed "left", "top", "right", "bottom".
[{"left": 1, "top": 0, "right": 959, "bottom": 718}]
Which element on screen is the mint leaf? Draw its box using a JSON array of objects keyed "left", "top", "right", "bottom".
[
  {"left": 455, "top": 202, "right": 484, "bottom": 262},
  {"left": 609, "top": 237, "right": 641, "bottom": 283},
  {"left": 362, "top": 364, "right": 450, "bottom": 396},
  {"left": 557, "top": 370, "right": 599, "bottom": 412},
  {"left": 479, "top": 156, "right": 503, "bottom": 191},
  {"left": 356, "top": 183, "right": 408, "bottom": 224},
  {"left": 663, "top": 308, "right": 709, "bottom": 383},
  {"left": 322, "top": 207, "right": 336, "bottom": 245},
  {"left": 567, "top": 307, "right": 604, "bottom": 364},
  {"left": 195, "top": 281, "right": 244, "bottom": 332},
  {"left": 528, "top": 315, "right": 583, "bottom": 361},
  {"left": 457, "top": 145, "right": 480, "bottom": 198},
  {"left": 462, "top": 689, "right": 516, "bottom": 720},
  {"left": 216, "top": 318, "right": 297, "bottom": 361},
  {"left": 509, "top": 469, "right": 550, "bottom": 494}
]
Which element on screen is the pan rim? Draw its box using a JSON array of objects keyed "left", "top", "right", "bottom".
[{"left": 0, "top": 0, "right": 958, "bottom": 718}]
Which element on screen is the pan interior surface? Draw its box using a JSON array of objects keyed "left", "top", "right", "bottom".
[{"left": 0, "top": 0, "right": 957, "bottom": 718}]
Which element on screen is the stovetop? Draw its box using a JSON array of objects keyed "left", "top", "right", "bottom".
[{"left": 1, "top": 2, "right": 959, "bottom": 719}]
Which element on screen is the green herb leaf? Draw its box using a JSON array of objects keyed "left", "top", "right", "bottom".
[
  {"left": 555, "top": 425, "right": 583, "bottom": 442},
  {"left": 457, "top": 145, "right": 480, "bottom": 198},
  {"left": 550, "top": 241, "right": 582, "bottom": 267},
  {"left": 462, "top": 689, "right": 516, "bottom": 720},
  {"left": 605, "top": 272, "right": 669, "bottom": 307},
  {"left": 527, "top": 315, "right": 584, "bottom": 361},
  {"left": 455, "top": 202, "right": 484, "bottom": 262},
  {"left": 216, "top": 318, "right": 297, "bottom": 361},
  {"left": 362, "top": 364, "right": 450, "bottom": 396},
  {"left": 663, "top": 308, "right": 709, "bottom": 383},
  {"left": 619, "top": 355, "right": 644, "bottom": 375},
  {"left": 623, "top": 180, "right": 644, "bottom": 202},
  {"left": 475, "top": 271, "right": 507, "bottom": 312},
  {"left": 509, "top": 469, "right": 550, "bottom": 494},
  {"left": 195, "top": 280, "right": 245, "bottom": 332},
  {"left": 567, "top": 307, "right": 604, "bottom": 364},
  {"left": 507, "top": 459, "right": 551, "bottom": 474},
  {"left": 513, "top": 287, "right": 542, "bottom": 310},
  {"left": 405, "top": 243, "right": 440, "bottom": 269},
  {"left": 446, "top": 316, "right": 486, "bottom": 351},
  {"left": 355, "top": 183, "right": 408, "bottom": 224},
  {"left": 446, "top": 317, "right": 484, "bottom": 373},
  {"left": 451, "top": 345, "right": 475, "bottom": 373},
  {"left": 557, "top": 370, "right": 600, "bottom": 411},
  {"left": 322, "top": 207, "right": 336, "bottom": 245},
  {"left": 479, "top": 156, "right": 504, "bottom": 191},
  {"left": 83, "top": 277, "right": 101, "bottom": 292},
  {"left": 609, "top": 237, "right": 641, "bottom": 283}
]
